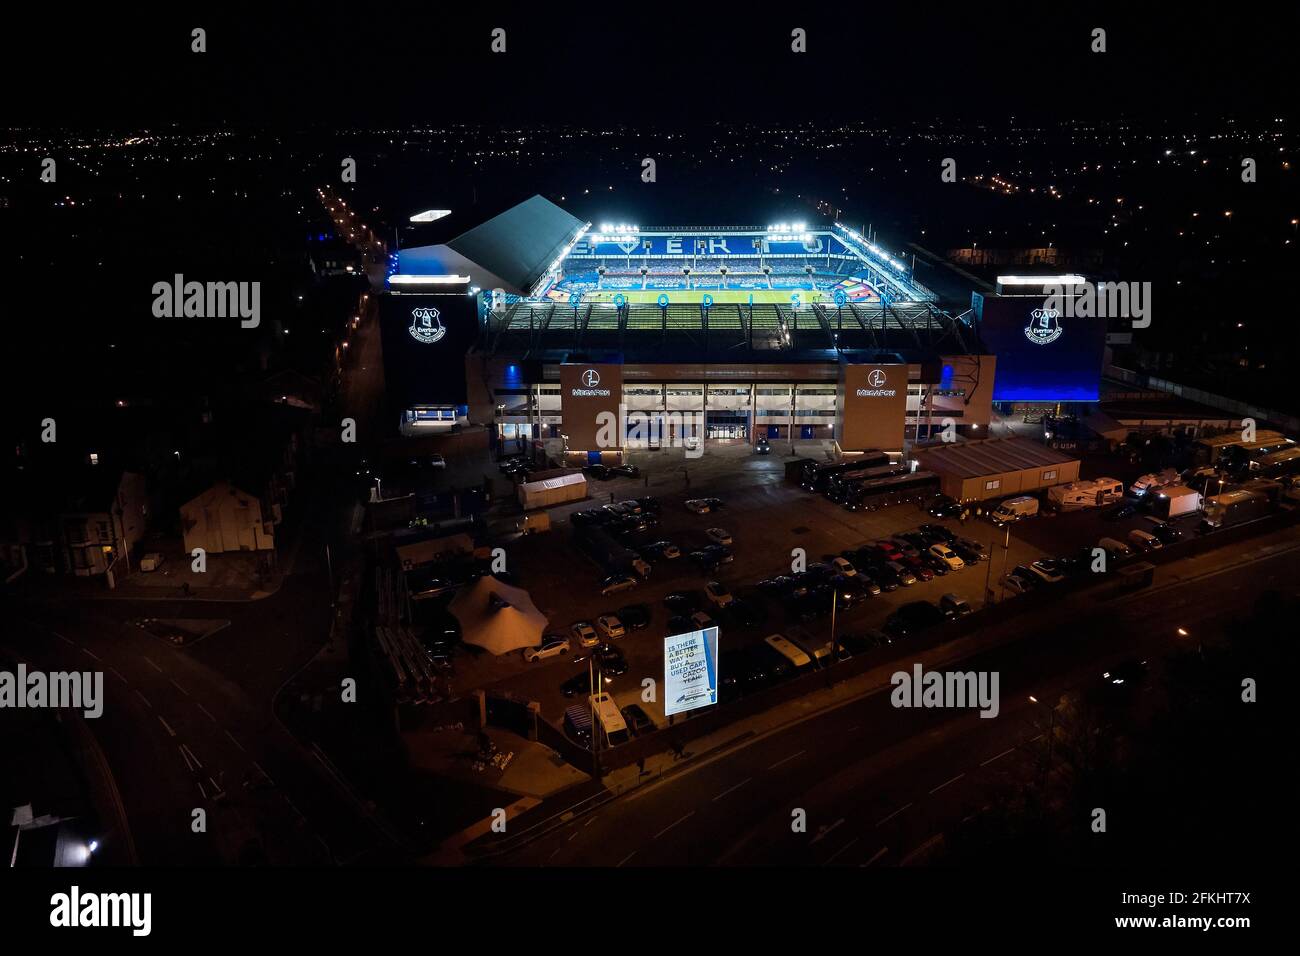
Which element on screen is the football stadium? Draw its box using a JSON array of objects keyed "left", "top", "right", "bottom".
[{"left": 379, "top": 195, "right": 1108, "bottom": 462}]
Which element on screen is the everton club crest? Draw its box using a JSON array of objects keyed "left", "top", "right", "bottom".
[
  {"left": 1024, "top": 308, "right": 1063, "bottom": 346},
  {"left": 408, "top": 307, "right": 446, "bottom": 345}
]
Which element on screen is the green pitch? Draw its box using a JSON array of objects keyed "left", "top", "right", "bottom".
[{"left": 580, "top": 288, "right": 830, "bottom": 305}]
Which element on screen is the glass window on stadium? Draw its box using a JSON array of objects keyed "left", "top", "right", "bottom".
[{"left": 705, "top": 411, "right": 749, "bottom": 440}]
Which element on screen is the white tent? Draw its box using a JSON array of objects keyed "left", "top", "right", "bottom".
[{"left": 448, "top": 576, "right": 549, "bottom": 656}]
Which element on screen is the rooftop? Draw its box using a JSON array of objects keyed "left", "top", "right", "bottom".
[{"left": 914, "top": 437, "right": 1077, "bottom": 478}]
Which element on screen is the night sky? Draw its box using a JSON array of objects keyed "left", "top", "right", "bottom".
[{"left": 4, "top": 4, "right": 1295, "bottom": 126}]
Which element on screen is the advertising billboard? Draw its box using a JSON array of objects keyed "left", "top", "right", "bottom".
[
  {"left": 978, "top": 295, "right": 1107, "bottom": 402},
  {"left": 836, "top": 363, "right": 908, "bottom": 451},
  {"left": 561, "top": 362, "right": 624, "bottom": 451},
  {"left": 663, "top": 626, "right": 720, "bottom": 717}
]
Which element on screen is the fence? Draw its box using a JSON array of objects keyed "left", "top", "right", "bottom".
[{"left": 1107, "top": 366, "right": 1300, "bottom": 434}]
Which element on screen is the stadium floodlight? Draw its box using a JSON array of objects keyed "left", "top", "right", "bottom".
[
  {"left": 388, "top": 274, "right": 471, "bottom": 285},
  {"left": 409, "top": 209, "right": 452, "bottom": 223},
  {"left": 997, "top": 274, "right": 1088, "bottom": 287}
]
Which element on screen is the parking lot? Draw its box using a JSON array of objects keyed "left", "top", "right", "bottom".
[{"left": 446, "top": 447, "right": 1054, "bottom": 731}]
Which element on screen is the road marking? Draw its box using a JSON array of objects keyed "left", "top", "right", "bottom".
[
  {"left": 823, "top": 836, "right": 859, "bottom": 865},
  {"left": 567, "top": 830, "right": 579, "bottom": 842},
  {"left": 54, "top": 631, "right": 75, "bottom": 647},
  {"left": 653, "top": 811, "right": 695, "bottom": 841},
  {"left": 143, "top": 655, "right": 163, "bottom": 673},
  {"left": 158, "top": 716, "right": 176, "bottom": 737},
  {"left": 81, "top": 647, "right": 101, "bottom": 662},
  {"left": 1029, "top": 733, "right": 1043, "bottom": 742},
  {"left": 584, "top": 816, "right": 597, "bottom": 827},
  {"left": 547, "top": 847, "right": 560, "bottom": 862},
  {"left": 169, "top": 678, "right": 190, "bottom": 698},
  {"left": 767, "top": 749, "right": 805, "bottom": 770},
  {"left": 109, "top": 667, "right": 126, "bottom": 683},
  {"left": 225, "top": 730, "right": 245, "bottom": 752},
  {"left": 617, "top": 850, "right": 637, "bottom": 867},
  {"left": 847, "top": 725, "right": 860, "bottom": 732},
  {"left": 196, "top": 702, "right": 216, "bottom": 722},
  {"left": 929, "top": 773, "right": 965, "bottom": 795},
  {"left": 180, "top": 744, "right": 203, "bottom": 772},
  {"left": 712, "top": 777, "right": 751, "bottom": 802},
  {"left": 981, "top": 747, "right": 1016, "bottom": 767},
  {"left": 877, "top": 803, "right": 912, "bottom": 827},
  {"left": 811, "top": 818, "right": 845, "bottom": 845},
  {"left": 197, "top": 779, "right": 208, "bottom": 799},
  {"left": 863, "top": 846, "right": 889, "bottom": 866},
  {"left": 135, "top": 689, "right": 152, "bottom": 709}
]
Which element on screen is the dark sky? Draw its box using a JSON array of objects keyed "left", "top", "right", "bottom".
[{"left": 5, "top": 2, "right": 1296, "bottom": 127}]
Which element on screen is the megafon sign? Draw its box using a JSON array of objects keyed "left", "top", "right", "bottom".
[
  {"left": 837, "top": 363, "right": 907, "bottom": 451},
  {"left": 561, "top": 363, "right": 623, "bottom": 451}
]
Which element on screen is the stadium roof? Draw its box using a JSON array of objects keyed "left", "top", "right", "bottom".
[
  {"left": 479, "top": 299, "right": 983, "bottom": 364},
  {"left": 393, "top": 195, "right": 587, "bottom": 296},
  {"left": 914, "top": 437, "right": 1077, "bottom": 478}
]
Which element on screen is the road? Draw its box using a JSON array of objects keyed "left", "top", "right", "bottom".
[
  {"left": 0, "top": 488, "right": 396, "bottom": 865},
  {"left": 486, "top": 535, "right": 1297, "bottom": 866}
]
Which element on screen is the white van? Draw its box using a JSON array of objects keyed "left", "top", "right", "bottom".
[
  {"left": 1127, "top": 529, "right": 1162, "bottom": 552},
  {"left": 992, "top": 496, "right": 1039, "bottom": 523},
  {"left": 1131, "top": 468, "right": 1179, "bottom": 497},
  {"left": 588, "top": 692, "right": 630, "bottom": 747}
]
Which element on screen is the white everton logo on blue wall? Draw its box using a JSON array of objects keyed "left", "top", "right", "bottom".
[
  {"left": 409, "top": 307, "right": 446, "bottom": 344},
  {"left": 1024, "top": 308, "right": 1063, "bottom": 346}
]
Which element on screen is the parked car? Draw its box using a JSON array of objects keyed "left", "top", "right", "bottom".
[
  {"left": 949, "top": 541, "right": 986, "bottom": 565},
  {"left": 1097, "top": 537, "right": 1135, "bottom": 560},
  {"left": 939, "top": 593, "right": 973, "bottom": 617},
  {"left": 621, "top": 704, "right": 657, "bottom": 736},
  {"left": 925, "top": 494, "right": 963, "bottom": 519},
  {"left": 1128, "top": 529, "right": 1162, "bottom": 552},
  {"left": 1149, "top": 522, "right": 1184, "bottom": 546},
  {"left": 900, "top": 556, "right": 934, "bottom": 581},
  {"left": 690, "top": 610, "right": 716, "bottom": 630},
  {"left": 610, "top": 464, "right": 641, "bottom": 478},
  {"left": 584, "top": 464, "right": 612, "bottom": 481},
  {"left": 704, "top": 580, "right": 735, "bottom": 608},
  {"left": 855, "top": 571, "right": 883, "bottom": 596},
  {"left": 886, "top": 561, "right": 916, "bottom": 586},
  {"left": 523, "top": 636, "right": 570, "bottom": 662},
  {"left": 884, "top": 601, "right": 947, "bottom": 638},
  {"left": 1001, "top": 571, "right": 1036, "bottom": 595},
  {"left": 927, "top": 543, "right": 965, "bottom": 571},
  {"left": 596, "top": 615, "right": 626, "bottom": 639},
  {"left": 600, "top": 574, "right": 638, "bottom": 595},
  {"left": 1102, "top": 501, "right": 1139, "bottom": 521},
  {"left": 702, "top": 545, "right": 734, "bottom": 564},
  {"left": 663, "top": 591, "right": 699, "bottom": 611},
  {"left": 1027, "top": 559, "right": 1067, "bottom": 584},
  {"left": 831, "top": 556, "right": 857, "bottom": 577},
  {"left": 643, "top": 540, "right": 681, "bottom": 559},
  {"left": 570, "top": 622, "right": 599, "bottom": 648},
  {"left": 705, "top": 527, "right": 733, "bottom": 545},
  {"left": 561, "top": 670, "right": 602, "bottom": 698},
  {"left": 754, "top": 437, "right": 772, "bottom": 455},
  {"left": 684, "top": 498, "right": 717, "bottom": 514},
  {"left": 618, "top": 604, "right": 651, "bottom": 629},
  {"left": 918, "top": 523, "right": 957, "bottom": 543},
  {"left": 593, "top": 643, "right": 628, "bottom": 676}
]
